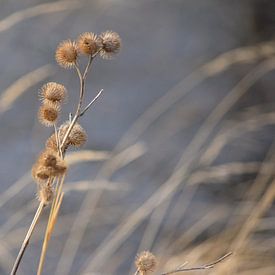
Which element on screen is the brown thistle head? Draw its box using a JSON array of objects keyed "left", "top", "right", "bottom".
[
  {"left": 38, "top": 102, "right": 60, "bottom": 127},
  {"left": 135, "top": 251, "right": 157, "bottom": 275},
  {"left": 32, "top": 149, "right": 67, "bottom": 184},
  {"left": 45, "top": 134, "right": 58, "bottom": 152},
  {"left": 77, "top": 32, "right": 101, "bottom": 56},
  {"left": 32, "top": 163, "right": 50, "bottom": 184},
  {"left": 68, "top": 123, "right": 87, "bottom": 147},
  {"left": 40, "top": 82, "right": 67, "bottom": 105},
  {"left": 55, "top": 40, "right": 78, "bottom": 68},
  {"left": 59, "top": 121, "right": 87, "bottom": 148},
  {"left": 99, "top": 30, "right": 121, "bottom": 59}
]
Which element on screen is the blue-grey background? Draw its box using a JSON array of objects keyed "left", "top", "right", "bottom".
[{"left": 0, "top": 0, "right": 275, "bottom": 274}]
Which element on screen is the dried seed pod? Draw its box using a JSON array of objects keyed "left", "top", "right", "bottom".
[
  {"left": 32, "top": 162, "right": 50, "bottom": 184},
  {"left": 55, "top": 40, "right": 78, "bottom": 68},
  {"left": 77, "top": 32, "right": 101, "bottom": 55},
  {"left": 99, "top": 31, "right": 121, "bottom": 59},
  {"left": 38, "top": 102, "right": 60, "bottom": 127},
  {"left": 135, "top": 251, "right": 157, "bottom": 274},
  {"left": 32, "top": 149, "right": 67, "bottom": 184},
  {"left": 59, "top": 121, "right": 87, "bottom": 148},
  {"left": 37, "top": 184, "right": 54, "bottom": 205},
  {"left": 68, "top": 123, "right": 87, "bottom": 147},
  {"left": 37, "top": 149, "right": 58, "bottom": 167},
  {"left": 40, "top": 82, "right": 67, "bottom": 105},
  {"left": 45, "top": 134, "right": 58, "bottom": 151}
]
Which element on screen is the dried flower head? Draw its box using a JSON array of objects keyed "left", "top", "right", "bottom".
[
  {"left": 135, "top": 251, "right": 157, "bottom": 274},
  {"left": 38, "top": 184, "right": 54, "bottom": 205},
  {"left": 32, "top": 149, "right": 67, "bottom": 184},
  {"left": 38, "top": 102, "right": 60, "bottom": 127},
  {"left": 59, "top": 121, "right": 87, "bottom": 148},
  {"left": 69, "top": 123, "right": 87, "bottom": 147},
  {"left": 45, "top": 134, "right": 58, "bottom": 151},
  {"left": 99, "top": 31, "right": 121, "bottom": 59},
  {"left": 32, "top": 163, "right": 50, "bottom": 184},
  {"left": 40, "top": 82, "right": 67, "bottom": 105},
  {"left": 37, "top": 149, "right": 58, "bottom": 168},
  {"left": 77, "top": 32, "right": 101, "bottom": 55},
  {"left": 56, "top": 40, "right": 78, "bottom": 68}
]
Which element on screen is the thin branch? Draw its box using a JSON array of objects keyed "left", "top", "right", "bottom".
[
  {"left": 80, "top": 89, "right": 103, "bottom": 117},
  {"left": 10, "top": 202, "right": 45, "bottom": 275},
  {"left": 37, "top": 175, "right": 65, "bottom": 275},
  {"left": 161, "top": 252, "right": 232, "bottom": 275},
  {"left": 83, "top": 55, "right": 93, "bottom": 80},
  {"left": 54, "top": 124, "right": 62, "bottom": 158}
]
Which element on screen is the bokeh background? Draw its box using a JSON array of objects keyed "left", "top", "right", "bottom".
[{"left": 0, "top": 0, "right": 275, "bottom": 274}]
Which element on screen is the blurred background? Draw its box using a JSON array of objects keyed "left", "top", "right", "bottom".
[{"left": 0, "top": 0, "right": 275, "bottom": 274}]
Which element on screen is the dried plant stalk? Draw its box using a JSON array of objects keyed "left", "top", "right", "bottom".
[
  {"left": 10, "top": 30, "right": 121, "bottom": 275},
  {"left": 10, "top": 202, "right": 44, "bottom": 275}
]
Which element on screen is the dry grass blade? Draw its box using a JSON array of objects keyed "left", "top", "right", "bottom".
[
  {"left": 0, "top": 1, "right": 81, "bottom": 33},
  {"left": 66, "top": 150, "right": 110, "bottom": 165},
  {"left": 63, "top": 180, "right": 129, "bottom": 193},
  {"left": 0, "top": 172, "right": 31, "bottom": 210},
  {"left": 55, "top": 142, "right": 146, "bottom": 275},
  {"left": 0, "top": 65, "right": 54, "bottom": 114},
  {"left": 113, "top": 41, "right": 275, "bottom": 152},
  {"left": 200, "top": 112, "right": 275, "bottom": 166},
  {"left": 0, "top": 200, "right": 36, "bottom": 238},
  {"left": 37, "top": 176, "right": 65, "bottom": 275},
  {"left": 188, "top": 162, "right": 273, "bottom": 185},
  {"left": 0, "top": 149, "right": 106, "bottom": 211},
  {"left": 56, "top": 42, "right": 275, "bottom": 274},
  {"left": 213, "top": 178, "right": 275, "bottom": 274},
  {"left": 82, "top": 58, "right": 275, "bottom": 272}
]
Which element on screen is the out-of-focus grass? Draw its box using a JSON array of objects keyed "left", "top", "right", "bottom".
[{"left": 0, "top": 1, "right": 275, "bottom": 275}]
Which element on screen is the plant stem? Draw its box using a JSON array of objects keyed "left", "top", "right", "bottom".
[
  {"left": 37, "top": 176, "right": 65, "bottom": 275},
  {"left": 60, "top": 56, "right": 93, "bottom": 152},
  {"left": 10, "top": 202, "right": 44, "bottom": 275}
]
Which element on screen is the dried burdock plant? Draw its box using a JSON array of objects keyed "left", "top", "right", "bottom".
[
  {"left": 133, "top": 251, "right": 232, "bottom": 275},
  {"left": 135, "top": 251, "right": 157, "bottom": 275},
  {"left": 10, "top": 30, "right": 120, "bottom": 275}
]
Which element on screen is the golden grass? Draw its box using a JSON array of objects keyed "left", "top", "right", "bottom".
[
  {"left": 1, "top": 6, "right": 275, "bottom": 272},
  {"left": 82, "top": 58, "right": 275, "bottom": 273}
]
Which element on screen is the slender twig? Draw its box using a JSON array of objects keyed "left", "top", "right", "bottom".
[
  {"left": 83, "top": 55, "right": 93, "bottom": 80},
  {"left": 60, "top": 57, "right": 94, "bottom": 151},
  {"left": 54, "top": 124, "right": 62, "bottom": 158},
  {"left": 10, "top": 202, "right": 45, "bottom": 275},
  {"left": 161, "top": 252, "right": 232, "bottom": 275},
  {"left": 80, "top": 89, "right": 103, "bottom": 117}
]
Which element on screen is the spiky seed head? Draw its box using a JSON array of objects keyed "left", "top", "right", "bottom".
[
  {"left": 34, "top": 149, "right": 67, "bottom": 179},
  {"left": 38, "top": 102, "right": 60, "bottom": 127},
  {"left": 59, "top": 121, "right": 87, "bottom": 148},
  {"left": 40, "top": 82, "right": 67, "bottom": 105},
  {"left": 37, "top": 149, "right": 58, "bottom": 167},
  {"left": 77, "top": 32, "right": 101, "bottom": 55},
  {"left": 45, "top": 134, "right": 58, "bottom": 151},
  {"left": 99, "top": 31, "right": 121, "bottom": 59},
  {"left": 55, "top": 40, "right": 78, "bottom": 68},
  {"left": 32, "top": 163, "right": 50, "bottom": 184},
  {"left": 38, "top": 184, "right": 54, "bottom": 205},
  {"left": 135, "top": 251, "right": 157, "bottom": 274},
  {"left": 69, "top": 123, "right": 87, "bottom": 147}
]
